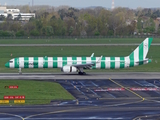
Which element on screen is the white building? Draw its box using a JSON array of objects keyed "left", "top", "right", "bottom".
[
  {"left": 7, "top": 9, "right": 20, "bottom": 13},
  {"left": 0, "top": 7, "right": 35, "bottom": 21}
]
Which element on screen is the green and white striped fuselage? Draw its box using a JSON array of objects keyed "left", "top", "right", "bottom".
[
  {"left": 8, "top": 56, "right": 149, "bottom": 69},
  {"left": 5, "top": 38, "right": 153, "bottom": 74}
]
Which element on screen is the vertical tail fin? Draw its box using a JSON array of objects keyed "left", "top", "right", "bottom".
[{"left": 129, "top": 38, "right": 153, "bottom": 62}]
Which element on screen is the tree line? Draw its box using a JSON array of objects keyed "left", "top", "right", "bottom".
[{"left": 0, "top": 6, "right": 160, "bottom": 37}]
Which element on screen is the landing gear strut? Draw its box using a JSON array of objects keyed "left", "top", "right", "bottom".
[
  {"left": 19, "top": 68, "right": 22, "bottom": 75},
  {"left": 78, "top": 68, "right": 86, "bottom": 75}
]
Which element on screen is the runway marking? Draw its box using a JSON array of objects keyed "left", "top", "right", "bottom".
[
  {"left": 0, "top": 113, "right": 24, "bottom": 120},
  {"left": 99, "top": 97, "right": 140, "bottom": 100},
  {"left": 91, "top": 81, "right": 116, "bottom": 98},
  {"left": 134, "top": 81, "right": 144, "bottom": 86},
  {"left": 133, "top": 113, "right": 160, "bottom": 120},
  {"left": 146, "top": 99, "right": 160, "bottom": 103},
  {"left": 109, "top": 78, "right": 145, "bottom": 100},
  {"left": 99, "top": 97, "right": 160, "bottom": 100},
  {"left": 78, "top": 81, "right": 99, "bottom": 96},
  {"left": 24, "top": 117, "right": 124, "bottom": 119},
  {"left": 24, "top": 108, "right": 89, "bottom": 119},
  {"left": 70, "top": 83, "right": 85, "bottom": 95},
  {"left": 24, "top": 99, "right": 144, "bottom": 119},
  {"left": 91, "top": 81, "right": 98, "bottom": 87}
]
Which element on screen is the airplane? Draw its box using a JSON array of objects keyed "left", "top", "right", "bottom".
[{"left": 5, "top": 38, "right": 153, "bottom": 75}]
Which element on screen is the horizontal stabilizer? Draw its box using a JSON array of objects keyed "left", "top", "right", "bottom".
[{"left": 136, "top": 59, "right": 152, "bottom": 63}]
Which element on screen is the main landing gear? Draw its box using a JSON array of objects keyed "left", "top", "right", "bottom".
[
  {"left": 78, "top": 68, "right": 86, "bottom": 75},
  {"left": 78, "top": 72, "right": 86, "bottom": 75}
]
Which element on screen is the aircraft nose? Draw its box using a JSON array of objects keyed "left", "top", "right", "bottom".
[{"left": 5, "top": 62, "right": 9, "bottom": 68}]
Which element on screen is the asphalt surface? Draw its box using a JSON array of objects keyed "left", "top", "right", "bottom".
[
  {"left": 0, "top": 72, "right": 160, "bottom": 80},
  {"left": 0, "top": 43, "right": 160, "bottom": 46},
  {"left": 0, "top": 75, "right": 160, "bottom": 119}
]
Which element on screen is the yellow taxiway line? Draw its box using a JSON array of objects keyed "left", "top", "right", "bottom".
[{"left": 109, "top": 78, "right": 145, "bottom": 100}]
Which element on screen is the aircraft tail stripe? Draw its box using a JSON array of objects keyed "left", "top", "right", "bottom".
[
  {"left": 143, "top": 38, "right": 148, "bottom": 60},
  {"left": 139, "top": 42, "right": 143, "bottom": 65},
  {"left": 148, "top": 38, "right": 152, "bottom": 49}
]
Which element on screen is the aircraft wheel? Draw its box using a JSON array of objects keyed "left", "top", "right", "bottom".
[
  {"left": 82, "top": 72, "right": 86, "bottom": 75},
  {"left": 78, "top": 72, "right": 86, "bottom": 75}
]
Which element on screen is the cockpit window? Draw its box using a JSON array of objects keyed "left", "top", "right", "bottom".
[{"left": 9, "top": 61, "right": 13, "bottom": 63}]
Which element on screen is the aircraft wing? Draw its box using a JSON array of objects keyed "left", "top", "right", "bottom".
[
  {"left": 72, "top": 56, "right": 103, "bottom": 69},
  {"left": 72, "top": 63, "right": 95, "bottom": 69}
]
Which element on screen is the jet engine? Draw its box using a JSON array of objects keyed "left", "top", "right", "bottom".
[{"left": 61, "top": 66, "right": 78, "bottom": 73}]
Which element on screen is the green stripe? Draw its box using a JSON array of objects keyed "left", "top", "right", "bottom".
[
  {"left": 34, "top": 57, "right": 38, "bottom": 68},
  {"left": 63, "top": 57, "right": 67, "bottom": 66},
  {"left": 82, "top": 57, "right": 86, "bottom": 64},
  {"left": 148, "top": 38, "right": 153, "bottom": 49},
  {"left": 72, "top": 57, "right": 77, "bottom": 65},
  {"left": 120, "top": 57, "right": 125, "bottom": 68},
  {"left": 43, "top": 57, "right": 48, "bottom": 68},
  {"left": 14, "top": 58, "right": 19, "bottom": 68},
  {"left": 53, "top": 57, "right": 57, "bottom": 68},
  {"left": 91, "top": 57, "right": 96, "bottom": 69},
  {"left": 24, "top": 57, "right": 29, "bottom": 68},
  {"left": 101, "top": 57, "right": 105, "bottom": 69},
  {"left": 129, "top": 52, "right": 134, "bottom": 67},
  {"left": 110, "top": 57, "right": 115, "bottom": 69},
  {"left": 139, "top": 42, "right": 143, "bottom": 65}
]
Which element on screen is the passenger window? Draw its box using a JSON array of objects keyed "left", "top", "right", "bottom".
[{"left": 9, "top": 61, "right": 13, "bottom": 63}]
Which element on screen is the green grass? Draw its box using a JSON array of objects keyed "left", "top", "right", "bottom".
[
  {"left": 0, "top": 80, "right": 75, "bottom": 105},
  {"left": 0, "top": 38, "right": 160, "bottom": 44},
  {"left": 0, "top": 45, "right": 159, "bottom": 73}
]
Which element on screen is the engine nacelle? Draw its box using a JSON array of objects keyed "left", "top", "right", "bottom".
[{"left": 61, "top": 66, "right": 78, "bottom": 73}]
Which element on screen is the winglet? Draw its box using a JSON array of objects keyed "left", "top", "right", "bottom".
[
  {"left": 91, "top": 53, "right": 94, "bottom": 57},
  {"left": 97, "top": 56, "right": 103, "bottom": 63}
]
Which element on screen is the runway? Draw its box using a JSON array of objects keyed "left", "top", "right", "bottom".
[
  {"left": 0, "top": 43, "right": 160, "bottom": 46},
  {"left": 0, "top": 72, "right": 160, "bottom": 80},
  {"left": 0, "top": 74, "right": 160, "bottom": 119}
]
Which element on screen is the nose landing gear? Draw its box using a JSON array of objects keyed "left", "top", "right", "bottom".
[{"left": 19, "top": 68, "right": 22, "bottom": 75}]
